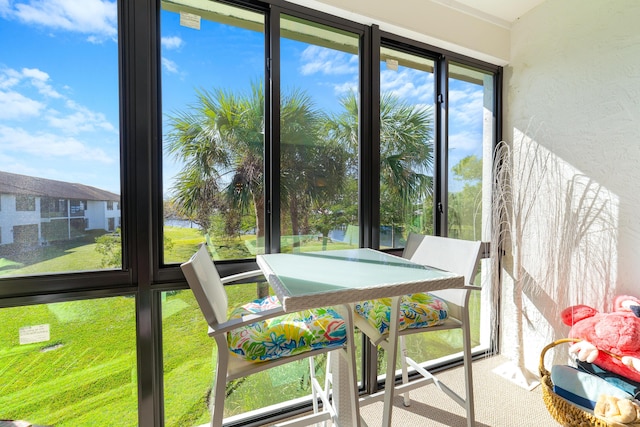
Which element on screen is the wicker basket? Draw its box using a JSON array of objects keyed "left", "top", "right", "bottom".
[{"left": 539, "top": 338, "right": 616, "bottom": 427}]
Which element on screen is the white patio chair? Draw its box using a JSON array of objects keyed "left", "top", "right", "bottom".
[
  {"left": 181, "top": 244, "right": 357, "bottom": 427},
  {"left": 354, "top": 233, "right": 482, "bottom": 427}
]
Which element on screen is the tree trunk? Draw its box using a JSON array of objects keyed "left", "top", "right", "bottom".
[
  {"left": 290, "top": 197, "right": 299, "bottom": 236},
  {"left": 254, "top": 194, "right": 265, "bottom": 238},
  {"left": 253, "top": 194, "right": 269, "bottom": 299},
  {"left": 290, "top": 197, "right": 301, "bottom": 249}
]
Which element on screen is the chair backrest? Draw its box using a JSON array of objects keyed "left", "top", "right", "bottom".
[
  {"left": 180, "top": 244, "right": 228, "bottom": 327},
  {"left": 402, "top": 233, "right": 482, "bottom": 287}
]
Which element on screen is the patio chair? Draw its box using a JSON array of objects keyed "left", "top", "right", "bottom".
[
  {"left": 354, "top": 233, "right": 482, "bottom": 427},
  {"left": 181, "top": 244, "right": 357, "bottom": 427}
]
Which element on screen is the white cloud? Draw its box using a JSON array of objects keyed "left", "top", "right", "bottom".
[
  {"left": 21, "top": 67, "right": 48, "bottom": 81},
  {"left": 448, "top": 87, "right": 486, "bottom": 158},
  {"left": 0, "top": 124, "right": 114, "bottom": 163},
  {"left": 7, "top": 0, "right": 117, "bottom": 42},
  {"left": 0, "top": 91, "right": 44, "bottom": 119},
  {"left": 47, "top": 100, "right": 116, "bottom": 134},
  {"left": 162, "top": 57, "right": 179, "bottom": 74},
  {"left": 22, "top": 68, "right": 62, "bottom": 98},
  {"left": 449, "top": 88, "right": 483, "bottom": 127},
  {"left": 381, "top": 68, "right": 434, "bottom": 101},
  {"left": 0, "top": 68, "right": 22, "bottom": 90},
  {"left": 162, "top": 36, "right": 184, "bottom": 50},
  {"left": 333, "top": 80, "right": 357, "bottom": 95},
  {"left": 300, "top": 45, "right": 358, "bottom": 76},
  {"left": 0, "top": 0, "right": 11, "bottom": 16},
  {"left": 0, "top": 66, "right": 117, "bottom": 138}
]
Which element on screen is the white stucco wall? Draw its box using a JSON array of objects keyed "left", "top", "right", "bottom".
[
  {"left": 0, "top": 194, "right": 40, "bottom": 245},
  {"left": 502, "top": 0, "right": 640, "bottom": 373},
  {"left": 86, "top": 200, "right": 106, "bottom": 230}
]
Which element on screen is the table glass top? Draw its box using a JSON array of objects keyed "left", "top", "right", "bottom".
[{"left": 257, "top": 248, "right": 460, "bottom": 298}]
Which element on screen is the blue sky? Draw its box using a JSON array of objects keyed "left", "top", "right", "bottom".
[
  {"left": 0, "top": 0, "right": 485, "bottom": 197},
  {"left": 0, "top": 0, "right": 120, "bottom": 193}
]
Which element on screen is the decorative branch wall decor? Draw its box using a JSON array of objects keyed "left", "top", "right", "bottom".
[{"left": 490, "top": 131, "right": 617, "bottom": 388}]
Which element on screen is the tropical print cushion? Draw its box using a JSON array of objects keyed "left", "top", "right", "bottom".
[
  {"left": 354, "top": 293, "right": 449, "bottom": 334},
  {"left": 227, "top": 296, "right": 346, "bottom": 362}
]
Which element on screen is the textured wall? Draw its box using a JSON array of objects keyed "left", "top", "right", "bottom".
[{"left": 502, "top": 0, "right": 640, "bottom": 374}]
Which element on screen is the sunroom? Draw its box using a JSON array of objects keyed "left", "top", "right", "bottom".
[{"left": 0, "top": 0, "right": 637, "bottom": 426}]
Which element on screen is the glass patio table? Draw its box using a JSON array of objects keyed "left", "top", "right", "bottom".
[{"left": 256, "top": 248, "right": 465, "bottom": 426}]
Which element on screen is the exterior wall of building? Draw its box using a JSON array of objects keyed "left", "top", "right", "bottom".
[
  {"left": 106, "top": 202, "right": 121, "bottom": 231},
  {"left": 0, "top": 194, "right": 41, "bottom": 245},
  {"left": 0, "top": 194, "right": 121, "bottom": 245},
  {"left": 86, "top": 200, "right": 106, "bottom": 231}
]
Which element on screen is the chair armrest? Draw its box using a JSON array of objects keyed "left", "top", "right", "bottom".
[
  {"left": 208, "top": 306, "right": 286, "bottom": 336},
  {"left": 430, "top": 285, "right": 481, "bottom": 319},
  {"left": 220, "top": 269, "right": 264, "bottom": 284}
]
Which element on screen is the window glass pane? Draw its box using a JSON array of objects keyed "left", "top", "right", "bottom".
[
  {"left": 447, "top": 63, "right": 493, "bottom": 242},
  {"left": 379, "top": 47, "right": 435, "bottom": 249},
  {"left": 162, "top": 0, "right": 265, "bottom": 263},
  {"left": 448, "top": 61, "right": 494, "bottom": 351},
  {"left": 0, "top": 297, "right": 137, "bottom": 425},
  {"left": 279, "top": 15, "right": 360, "bottom": 252},
  {"left": 0, "top": 1, "right": 122, "bottom": 276},
  {"left": 162, "top": 284, "right": 334, "bottom": 425},
  {"left": 375, "top": 57, "right": 495, "bottom": 376},
  {"left": 377, "top": 47, "right": 438, "bottom": 374}
]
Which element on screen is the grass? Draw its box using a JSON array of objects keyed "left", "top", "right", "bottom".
[
  {"left": 0, "top": 297, "right": 138, "bottom": 426},
  {"left": 0, "top": 227, "right": 202, "bottom": 426},
  {"left": 0, "top": 231, "right": 107, "bottom": 276}
]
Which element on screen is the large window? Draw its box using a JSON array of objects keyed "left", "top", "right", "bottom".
[
  {"left": 447, "top": 62, "right": 494, "bottom": 242},
  {"left": 447, "top": 62, "right": 496, "bottom": 351},
  {"left": 372, "top": 41, "right": 497, "bottom": 377},
  {"left": 279, "top": 15, "right": 360, "bottom": 252},
  {"left": 378, "top": 47, "right": 435, "bottom": 248},
  {"left": 0, "top": 0, "right": 121, "bottom": 275},
  {"left": 161, "top": 0, "right": 266, "bottom": 263}
]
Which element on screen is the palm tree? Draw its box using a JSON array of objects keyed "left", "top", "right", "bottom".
[
  {"left": 165, "top": 83, "right": 265, "bottom": 237},
  {"left": 279, "top": 88, "right": 327, "bottom": 238},
  {"left": 326, "top": 91, "right": 434, "bottom": 237},
  {"left": 165, "top": 82, "right": 332, "bottom": 247},
  {"left": 379, "top": 92, "right": 434, "bottom": 226},
  {"left": 166, "top": 85, "right": 433, "bottom": 255}
]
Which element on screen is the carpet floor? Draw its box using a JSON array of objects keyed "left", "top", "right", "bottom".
[{"left": 358, "top": 354, "right": 558, "bottom": 427}]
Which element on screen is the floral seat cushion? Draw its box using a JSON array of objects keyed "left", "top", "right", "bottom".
[
  {"left": 354, "top": 293, "right": 449, "bottom": 334},
  {"left": 227, "top": 296, "right": 346, "bottom": 362}
]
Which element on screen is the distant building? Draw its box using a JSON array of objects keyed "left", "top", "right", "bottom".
[{"left": 0, "top": 171, "right": 121, "bottom": 246}]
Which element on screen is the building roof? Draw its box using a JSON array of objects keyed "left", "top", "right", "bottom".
[{"left": 0, "top": 171, "right": 120, "bottom": 202}]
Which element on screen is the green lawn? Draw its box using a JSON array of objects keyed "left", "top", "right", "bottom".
[
  {"left": 0, "top": 227, "right": 205, "bottom": 426},
  {"left": 0, "top": 297, "right": 138, "bottom": 426}
]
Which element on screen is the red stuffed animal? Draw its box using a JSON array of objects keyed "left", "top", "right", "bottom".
[{"left": 561, "top": 295, "right": 640, "bottom": 383}]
